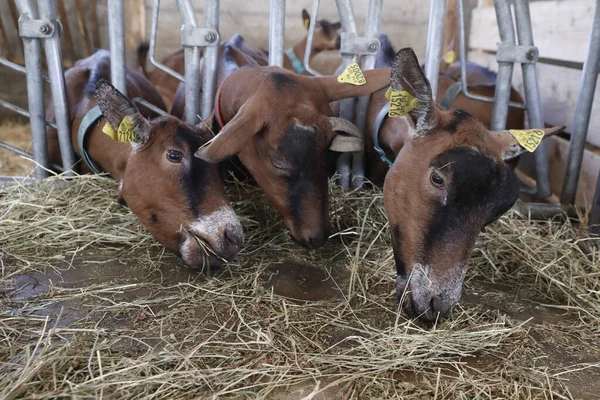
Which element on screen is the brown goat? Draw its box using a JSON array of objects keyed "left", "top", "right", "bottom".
[
  {"left": 365, "top": 48, "right": 564, "bottom": 321},
  {"left": 139, "top": 9, "right": 341, "bottom": 111},
  {"left": 46, "top": 50, "right": 243, "bottom": 269},
  {"left": 365, "top": 34, "right": 526, "bottom": 185},
  {"left": 194, "top": 65, "right": 392, "bottom": 248}
]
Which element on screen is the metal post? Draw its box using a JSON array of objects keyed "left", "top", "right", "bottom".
[
  {"left": 37, "top": 0, "right": 76, "bottom": 175},
  {"left": 490, "top": 0, "right": 515, "bottom": 131},
  {"left": 591, "top": 173, "right": 600, "bottom": 235},
  {"left": 560, "top": 1, "right": 600, "bottom": 205},
  {"left": 269, "top": 0, "right": 285, "bottom": 66},
  {"left": 351, "top": 0, "right": 383, "bottom": 189},
  {"left": 107, "top": 0, "right": 127, "bottom": 94},
  {"left": 303, "top": 0, "right": 322, "bottom": 76},
  {"left": 423, "top": 0, "right": 447, "bottom": 101},
  {"left": 335, "top": 0, "right": 359, "bottom": 191},
  {"left": 513, "top": 0, "right": 551, "bottom": 198},
  {"left": 201, "top": 0, "right": 220, "bottom": 119},
  {"left": 149, "top": 0, "right": 184, "bottom": 82},
  {"left": 177, "top": 0, "right": 202, "bottom": 125},
  {"left": 15, "top": 0, "right": 47, "bottom": 179}
]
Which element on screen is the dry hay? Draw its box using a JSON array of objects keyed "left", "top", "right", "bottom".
[
  {"left": 0, "top": 121, "right": 34, "bottom": 176},
  {"left": 1, "top": 174, "right": 599, "bottom": 399}
]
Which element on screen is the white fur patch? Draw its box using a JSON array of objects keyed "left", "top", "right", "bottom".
[{"left": 190, "top": 206, "right": 242, "bottom": 242}]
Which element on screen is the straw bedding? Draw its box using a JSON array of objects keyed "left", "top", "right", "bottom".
[{"left": 1, "top": 174, "right": 599, "bottom": 399}]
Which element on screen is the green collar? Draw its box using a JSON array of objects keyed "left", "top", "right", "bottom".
[
  {"left": 372, "top": 103, "right": 394, "bottom": 167},
  {"left": 76, "top": 105, "right": 107, "bottom": 175}
]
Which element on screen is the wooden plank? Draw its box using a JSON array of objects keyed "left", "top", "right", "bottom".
[
  {"left": 89, "top": 0, "right": 101, "bottom": 49},
  {"left": 56, "top": 0, "right": 76, "bottom": 63},
  {"left": 470, "top": 0, "right": 595, "bottom": 64},
  {"left": 468, "top": 51, "right": 600, "bottom": 149}
]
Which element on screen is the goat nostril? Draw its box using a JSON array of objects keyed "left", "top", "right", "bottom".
[
  {"left": 224, "top": 228, "right": 241, "bottom": 248},
  {"left": 430, "top": 296, "right": 444, "bottom": 315}
]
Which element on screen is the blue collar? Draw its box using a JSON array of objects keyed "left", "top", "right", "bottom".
[
  {"left": 372, "top": 102, "right": 394, "bottom": 167},
  {"left": 285, "top": 48, "right": 306, "bottom": 74},
  {"left": 76, "top": 105, "right": 108, "bottom": 175}
]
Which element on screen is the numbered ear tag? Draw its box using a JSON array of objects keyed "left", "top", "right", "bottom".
[
  {"left": 443, "top": 50, "right": 457, "bottom": 64},
  {"left": 337, "top": 63, "right": 366, "bottom": 86},
  {"left": 103, "top": 116, "right": 136, "bottom": 142},
  {"left": 388, "top": 90, "right": 419, "bottom": 117},
  {"left": 384, "top": 87, "right": 392, "bottom": 99},
  {"left": 508, "top": 129, "right": 545, "bottom": 152}
]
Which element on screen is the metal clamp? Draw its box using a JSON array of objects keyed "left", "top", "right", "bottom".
[
  {"left": 181, "top": 27, "right": 219, "bottom": 47},
  {"left": 18, "top": 17, "right": 57, "bottom": 39},
  {"left": 496, "top": 42, "right": 539, "bottom": 64},
  {"left": 339, "top": 33, "right": 380, "bottom": 56}
]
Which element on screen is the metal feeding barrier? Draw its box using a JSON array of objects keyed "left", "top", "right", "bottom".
[{"left": 0, "top": 0, "right": 599, "bottom": 232}]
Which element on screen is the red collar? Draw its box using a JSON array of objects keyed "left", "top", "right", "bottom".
[{"left": 215, "top": 73, "right": 233, "bottom": 128}]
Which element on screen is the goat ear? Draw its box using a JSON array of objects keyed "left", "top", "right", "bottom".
[
  {"left": 390, "top": 48, "right": 440, "bottom": 137},
  {"left": 332, "top": 22, "right": 342, "bottom": 31},
  {"left": 491, "top": 126, "right": 566, "bottom": 161},
  {"left": 194, "top": 99, "right": 265, "bottom": 163},
  {"left": 94, "top": 79, "right": 151, "bottom": 144},
  {"left": 302, "top": 9, "right": 310, "bottom": 29},
  {"left": 314, "top": 68, "right": 391, "bottom": 102}
]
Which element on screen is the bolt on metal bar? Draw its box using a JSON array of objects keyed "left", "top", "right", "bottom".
[
  {"left": 335, "top": 0, "right": 359, "bottom": 191},
  {"left": 424, "top": 0, "right": 447, "bottom": 101},
  {"left": 456, "top": 0, "right": 526, "bottom": 110},
  {"left": 201, "top": 0, "right": 219, "bottom": 119},
  {"left": 38, "top": 0, "right": 76, "bottom": 176},
  {"left": 490, "top": 0, "right": 515, "bottom": 131},
  {"left": 513, "top": 0, "right": 551, "bottom": 199},
  {"left": 149, "top": 0, "right": 185, "bottom": 82},
  {"left": 351, "top": 0, "right": 383, "bottom": 189},
  {"left": 15, "top": 0, "right": 48, "bottom": 179},
  {"left": 177, "top": 0, "right": 202, "bottom": 125},
  {"left": 107, "top": 0, "right": 127, "bottom": 94},
  {"left": 0, "top": 99, "right": 57, "bottom": 129},
  {"left": 561, "top": 0, "right": 600, "bottom": 205},
  {"left": 269, "top": 0, "right": 286, "bottom": 66},
  {"left": 303, "top": 0, "right": 322, "bottom": 76}
]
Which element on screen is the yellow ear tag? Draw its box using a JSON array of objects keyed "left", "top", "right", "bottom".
[
  {"left": 337, "top": 63, "right": 366, "bottom": 86},
  {"left": 116, "top": 115, "right": 137, "bottom": 142},
  {"left": 388, "top": 90, "right": 419, "bottom": 117},
  {"left": 303, "top": 18, "right": 310, "bottom": 28},
  {"left": 443, "top": 50, "right": 457, "bottom": 64},
  {"left": 508, "top": 129, "right": 545, "bottom": 152},
  {"left": 102, "top": 122, "right": 118, "bottom": 141},
  {"left": 384, "top": 86, "right": 392, "bottom": 99}
]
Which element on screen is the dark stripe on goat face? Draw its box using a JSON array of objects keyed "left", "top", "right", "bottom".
[
  {"left": 173, "top": 124, "right": 210, "bottom": 212},
  {"left": 278, "top": 124, "right": 322, "bottom": 230},
  {"left": 443, "top": 109, "right": 473, "bottom": 133},
  {"left": 421, "top": 147, "right": 518, "bottom": 264},
  {"left": 391, "top": 225, "right": 406, "bottom": 277},
  {"left": 269, "top": 72, "right": 298, "bottom": 90}
]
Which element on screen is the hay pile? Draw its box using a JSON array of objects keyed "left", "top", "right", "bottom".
[{"left": 1, "top": 175, "right": 599, "bottom": 399}]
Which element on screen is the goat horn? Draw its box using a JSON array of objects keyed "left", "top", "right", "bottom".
[
  {"left": 328, "top": 117, "right": 363, "bottom": 153},
  {"left": 328, "top": 117, "right": 362, "bottom": 138}
]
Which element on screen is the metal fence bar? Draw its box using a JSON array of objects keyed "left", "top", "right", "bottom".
[
  {"left": 351, "top": 0, "right": 383, "bottom": 189},
  {"left": 0, "top": 99, "right": 57, "bottom": 129},
  {"left": 0, "top": 140, "right": 64, "bottom": 172},
  {"left": 15, "top": 0, "right": 48, "bottom": 179},
  {"left": 107, "top": 0, "right": 127, "bottom": 94},
  {"left": 269, "top": 0, "right": 286, "bottom": 66},
  {"left": 490, "top": 0, "right": 515, "bottom": 131},
  {"left": 149, "top": 0, "right": 185, "bottom": 82},
  {"left": 38, "top": 0, "right": 76, "bottom": 176},
  {"left": 513, "top": 0, "right": 551, "bottom": 198},
  {"left": 560, "top": 1, "right": 600, "bottom": 205},
  {"left": 423, "top": 0, "right": 446, "bottom": 101},
  {"left": 201, "top": 0, "right": 220, "bottom": 119},
  {"left": 456, "top": 0, "right": 526, "bottom": 110},
  {"left": 335, "top": 0, "right": 358, "bottom": 191},
  {"left": 591, "top": 173, "right": 600, "bottom": 234},
  {"left": 303, "top": 0, "right": 322, "bottom": 76},
  {"left": 0, "top": 54, "right": 51, "bottom": 83},
  {"left": 177, "top": 0, "right": 202, "bottom": 125}
]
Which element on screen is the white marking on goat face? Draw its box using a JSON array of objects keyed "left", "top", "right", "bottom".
[
  {"left": 190, "top": 206, "right": 243, "bottom": 253},
  {"left": 292, "top": 119, "right": 316, "bottom": 132}
]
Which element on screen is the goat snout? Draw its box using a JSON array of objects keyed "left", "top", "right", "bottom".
[
  {"left": 292, "top": 227, "right": 328, "bottom": 249},
  {"left": 221, "top": 225, "right": 244, "bottom": 261}
]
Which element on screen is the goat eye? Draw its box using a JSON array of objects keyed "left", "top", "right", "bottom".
[
  {"left": 166, "top": 150, "right": 183, "bottom": 163},
  {"left": 430, "top": 172, "right": 444, "bottom": 187}
]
